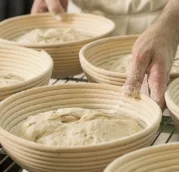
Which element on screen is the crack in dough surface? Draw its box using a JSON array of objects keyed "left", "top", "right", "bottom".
[
  {"left": 11, "top": 108, "right": 144, "bottom": 147},
  {"left": 13, "top": 28, "right": 92, "bottom": 44}
]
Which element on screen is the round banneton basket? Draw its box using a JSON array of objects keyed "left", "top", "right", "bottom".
[
  {"left": 0, "top": 13, "right": 115, "bottom": 78},
  {"left": 0, "top": 83, "right": 162, "bottom": 172},
  {"left": 0, "top": 42, "right": 53, "bottom": 101},
  {"left": 165, "top": 78, "right": 179, "bottom": 130},
  {"left": 80, "top": 35, "right": 179, "bottom": 85},
  {"left": 104, "top": 142, "right": 179, "bottom": 172}
]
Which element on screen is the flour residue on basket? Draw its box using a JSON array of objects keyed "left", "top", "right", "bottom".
[
  {"left": 11, "top": 108, "right": 144, "bottom": 147},
  {"left": 98, "top": 53, "right": 179, "bottom": 74}
]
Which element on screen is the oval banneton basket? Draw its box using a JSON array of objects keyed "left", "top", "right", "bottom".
[
  {"left": 0, "top": 83, "right": 162, "bottom": 172},
  {"left": 0, "top": 42, "right": 53, "bottom": 101},
  {"left": 104, "top": 143, "right": 179, "bottom": 172},
  {"left": 165, "top": 78, "right": 179, "bottom": 130},
  {"left": 80, "top": 35, "right": 179, "bottom": 85},
  {"left": 0, "top": 13, "right": 115, "bottom": 78}
]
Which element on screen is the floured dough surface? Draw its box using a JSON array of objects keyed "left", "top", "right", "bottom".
[
  {"left": 99, "top": 54, "right": 131, "bottom": 73},
  {"left": 99, "top": 53, "right": 179, "bottom": 75},
  {"left": 11, "top": 108, "right": 143, "bottom": 147},
  {"left": 0, "top": 73, "right": 24, "bottom": 87},
  {"left": 13, "top": 28, "right": 92, "bottom": 44}
]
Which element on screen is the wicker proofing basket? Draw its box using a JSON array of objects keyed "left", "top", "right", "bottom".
[
  {"left": 165, "top": 78, "right": 179, "bottom": 130},
  {"left": 0, "top": 13, "right": 115, "bottom": 78},
  {"left": 80, "top": 35, "right": 179, "bottom": 85},
  {"left": 104, "top": 142, "right": 179, "bottom": 172},
  {"left": 0, "top": 83, "right": 162, "bottom": 172},
  {"left": 0, "top": 42, "right": 53, "bottom": 101}
]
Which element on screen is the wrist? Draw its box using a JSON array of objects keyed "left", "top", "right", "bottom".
[{"left": 154, "top": 18, "right": 179, "bottom": 45}]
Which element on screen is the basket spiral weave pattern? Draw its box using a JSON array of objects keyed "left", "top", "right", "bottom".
[
  {"left": 0, "top": 13, "right": 115, "bottom": 78},
  {"left": 0, "top": 42, "right": 53, "bottom": 101},
  {"left": 104, "top": 143, "right": 179, "bottom": 172},
  {"left": 0, "top": 83, "right": 161, "bottom": 172}
]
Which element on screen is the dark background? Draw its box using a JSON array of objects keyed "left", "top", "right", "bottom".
[{"left": 0, "top": 0, "right": 33, "bottom": 21}]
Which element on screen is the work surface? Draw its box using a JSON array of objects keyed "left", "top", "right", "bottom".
[{"left": 0, "top": 74, "right": 179, "bottom": 172}]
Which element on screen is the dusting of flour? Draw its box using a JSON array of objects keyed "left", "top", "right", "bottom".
[
  {"left": 13, "top": 28, "right": 92, "bottom": 44},
  {"left": 99, "top": 54, "right": 131, "bottom": 73},
  {"left": 99, "top": 53, "right": 179, "bottom": 74},
  {"left": 0, "top": 73, "right": 24, "bottom": 87},
  {"left": 11, "top": 108, "right": 143, "bottom": 147}
]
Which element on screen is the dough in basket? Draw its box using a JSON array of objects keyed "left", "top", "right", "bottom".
[
  {"left": 99, "top": 53, "right": 179, "bottom": 74},
  {"left": 99, "top": 54, "right": 131, "bottom": 73},
  {"left": 11, "top": 108, "right": 143, "bottom": 147},
  {"left": 14, "top": 28, "right": 92, "bottom": 44},
  {"left": 0, "top": 73, "right": 24, "bottom": 87}
]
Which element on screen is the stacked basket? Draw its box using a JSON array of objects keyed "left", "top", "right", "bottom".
[
  {"left": 80, "top": 35, "right": 179, "bottom": 85},
  {"left": 0, "top": 13, "right": 115, "bottom": 78},
  {"left": 0, "top": 83, "right": 162, "bottom": 172},
  {"left": 104, "top": 143, "right": 179, "bottom": 172},
  {"left": 0, "top": 42, "right": 53, "bottom": 101}
]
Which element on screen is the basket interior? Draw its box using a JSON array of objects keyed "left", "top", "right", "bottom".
[
  {"left": 0, "top": 84, "right": 160, "bottom": 137},
  {"left": 0, "top": 45, "right": 52, "bottom": 80},
  {"left": 0, "top": 14, "right": 114, "bottom": 41}
]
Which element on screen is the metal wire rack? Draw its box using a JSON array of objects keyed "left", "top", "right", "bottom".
[{"left": 0, "top": 74, "right": 179, "bottom": 172}]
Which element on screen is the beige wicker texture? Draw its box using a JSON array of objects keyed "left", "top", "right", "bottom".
[
  {"left": 0, "top": 42, "right": 53, "bottom": 101},
  {"left": 0, "top": 13, "right": 115, "bottom": 78},
  {"left": 0, "top": 83, "right": 161, "bottom": 172},
  {"left": 165, "top": 78, "right": 179, "bottom": 130},
  {"left": 104, "top": 143, "right": 179, "bottom": 172},
  {"left": 80, "top": 35, "right": 179, "bottom": 86}
]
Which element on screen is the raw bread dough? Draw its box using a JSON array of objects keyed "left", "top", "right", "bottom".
[
  {"left": 0, "top": 73, "right": 24, "bottom": 87},
  {"left": 99, "top": 53, "right": 179, "bottom": 75},
  {"left": 11, "top": 108, "right": 143, "bottom": 147},
  {"left": 14, "top": 28, "right": 92, "bottom": 44},
  {"left": 99, "top": 54, "right": 131, "bottom": 73}
]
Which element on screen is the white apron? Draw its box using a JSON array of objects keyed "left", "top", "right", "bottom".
[{"left": 73, "top": 0, "right": 168, "bottom": 35}]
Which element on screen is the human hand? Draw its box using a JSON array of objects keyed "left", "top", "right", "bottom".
[
  {"left": 31, "top": 0, "right": 68, "bottom": 20},
  {"left": 123, "top": 23, "right": 178, "bottom": 109}
]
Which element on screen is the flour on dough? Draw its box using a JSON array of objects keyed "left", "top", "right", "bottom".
[
  {"left": 13, "top": 28, "right": 92, "bottom": 44},
  {"left": 99, "top": 53, "right": 179, "bottom": 75},
  {"left": 99, "top": 54, "right": 131, "bottom": 73},
  {"left": 0, "top": 73, "right": 24, "bottom": 87},
  {"left": 11, "top": 108, "right": 143, "bottom": 147}
]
